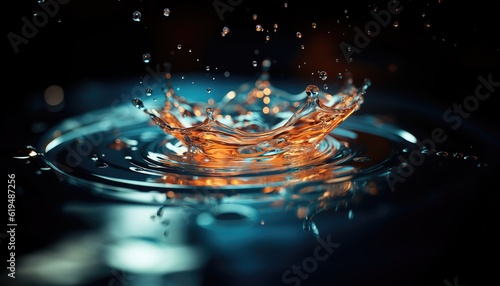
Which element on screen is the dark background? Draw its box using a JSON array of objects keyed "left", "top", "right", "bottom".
[{"left": 2, "top": 0, "right": 500, "bottom": 286}]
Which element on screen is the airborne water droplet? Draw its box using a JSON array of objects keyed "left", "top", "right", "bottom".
[
  {"left": 256, "top": 25, "right": 263, "bottom": 32},
  {"left": 318, "top": 71, "right": 328, "bottom": 81},
  {"left": 145, "top": 88, "right": 152, "bottom": 96},
  {"left": 296, "top": 32, "right": 302, "bottom": 38},
  {"left": 142, "top": 53, "right": 151, "bottom": 63},
  {"left": 132, "top": 11, "right": 141, "bottom": 22},
  {"left": 222, "top": 26, "right": 230, "bottom": 36},
  {"left": 252, "top": 61, "right": 258, "bottom": 67},
  {"left": 163, "top": 8, "right": 170, "bottom": 17}
]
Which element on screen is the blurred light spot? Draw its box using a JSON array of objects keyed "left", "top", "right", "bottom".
[
  {"left": 105, "top": 237, "right": 205, "bottom": 274},
  {"left": 388, "top": 63, "right": 398, "bottom": 73},
  {"left": 44, "top": 85, "right": 64, "bottom": 106}
]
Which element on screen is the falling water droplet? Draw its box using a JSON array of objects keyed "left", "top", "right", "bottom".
[
  {"left": 142, "top": 53, "right": 151, "bottom": 63},
  {"left": 252, "top": 61, "right": 258, "bottom": 67},
  {"left": 132, "top": 98, "right": 146, "bottom": 111},
  {"left": 222, "top": 26, "right": 230, "bottom": 36},
  {"left": 256, "top": 25, "right": 263, "bottom": 32},
  {"left": 207, "top": 87, "right": 212, "bottom": 93},
  {"left": 145, "top": 88, "right": 152, "bottom": 96},
  {"left": 348, "top": 210, "right": 354, "bottom": 220},
  {"left": 312, "top": 22, "right": 317, "bottom": 29},
  {"left": 163, "top": 8, "right": 170, "bottom": 17},
  {"left": 296, "top": 32, "right": 302, "bottom": 38},
  {"left": 132, "top": 11, "right": 141, "bottom": 22},
  {"left": 205, "top": 65, "right": 210, "bottom": 71},
  {"left": 177, "top": 44, "right": 182, "bottom": 49},
  {"left": 90, "top": 154, "right": 99, "bottom": 161},
  {"left": 318, "top": 71, "right": 328, "bottom": 81}
]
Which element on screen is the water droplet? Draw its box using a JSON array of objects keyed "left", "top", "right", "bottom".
[
  {"left": 205, "top": 65, "right": 210, "bottom": 72},
  {"left": 177, "top": 44, "right": 182, "bottom": 49},
  {"left": 132, "top": 11, "right": 141, "bottom": 22},
  {"left": 323, "top": 84, "right": 328, "bottom": 90},
  {"left": 252, "top": 60, "right": 258, "bottom": 67},
  {"left": 393, "top": 21, "right": 399, "bottom": 27},
  {"left": 206, "top": 107, "right": 214, "bottom": 120},
  {"left": 132, "top": 98, "right": 146, "bottom": 110},
  {"left": 90, "top": 154, "right": 99, "bottom": 161},
  {"left": 265, "top": 35, "right": 270, "bottom": 42},
  {"left": 124, "top": 156, "right": 132, "bottom": 160},
  {"left": 284, "top": 2, "right": 288, "bottom": 8},
  {"left": 207, "top": 87, "right": 212, "bottom": 93},
  {"left": 435, "top": 151, "right": 448, "bottom": 157},
  {"left": 145, "top": 88, "right": 152, "bottom": 96},
  {"left": 318, "top": 71, "right": 328, "bottom": 81},
  {"left": 252, "top": 14, "right": 257, "bottom": 20},
  {"left": 142, "top": 53, "right": 151, "bottom": 63},
  {"left": 222, "top": 26, "right": 230, "bottom": 36},
  {"left": 348, "top": 210, "right": 354, "bottom": 220},
  {"left": 256, "top": 25, "right": 263, "bottom": 32},
  {"left": 296, "top": 32, "right": 302, "bottom": 38},
  {"left": 163, "top": 8, "right": 170, "bottom": 17},
  {"left": 312, "top": 22, "right": 317, "bottom": 29},
  {"left": 338, "top": 73, "right": 343, "bottom": 79},
  {"left": 305, "top": 85, "right": 319, "bottom": 98},
  {"left": 464, "top": 155, "right": 478, "bottom": 161},
  {"left": 13, "top": 146, "right": 41, "bottom": 159}
]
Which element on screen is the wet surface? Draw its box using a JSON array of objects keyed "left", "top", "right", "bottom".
[{"left": 3, "top": 1, "right": 500, "bottom": 286}]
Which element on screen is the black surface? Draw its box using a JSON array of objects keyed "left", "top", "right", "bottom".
[{"left": 2, "top": 1, "right": 500, "bottom": 286}]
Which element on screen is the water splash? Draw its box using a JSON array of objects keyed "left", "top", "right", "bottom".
[{"left": 132, "top": 60, "right": 369, "bottom": 168}]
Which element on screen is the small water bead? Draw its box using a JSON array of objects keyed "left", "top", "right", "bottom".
[
  {"left": 163, "top": 8, "right": 170, "bottom": 17},
  {"left": 464, "top": 155, "right": 479, "bottom": 161},
  {"left": 312, "top": 22, "right": 317, "bottom": 29},
  {"left": 205, "top": 65, "right": 210, "bottom": 71},
  {"left": 145, "top": 88, "right": 153, "bottom": 96},
  {"left": 222, "top": 26, "right": 230, "bottom": 36},
  {"left": 393, "top": 21, "right": 399, "bottom": 28},
  {"left": 177, "top": 44, "right": 182, "bottom": 49},
  {"left": 318, "top": 71, "right": 328, "bottom": 81},
  {"left": 207, "top": 87, "right": 212, "bottom": 93},
  {"left": 256, "top": 25, "right": 263, "bottom": 32},
  {"left": 338, "top": 73, "right": 343, "bottom": 79},
  {"left": 323, "top": 84, "right": 328, "bottom": 90},
  {"left": 252, "top": 61, "right": 258, "bottom": 67},
  {"left": 296, "top": 32, "right": 302, "bottom": 38},
  {"left": 142, "top": 53, "right": 151, "bottom": 63},
  {"left": 132, "top": 11, "right": 141, "bottom": 22},
  {"left": 252, "top": 14, "right": 257, "bottom": 20},
  {"left": 206, "top": 107, "right": 214, "bottom": 120},
  {"left": 301, "top": 45, "right": 305, "bottom": 49},
  {"left": 132, "top": 98, "right": 146, "bottom": 111},
  {"left": 265, "top": 35, "right": 270, "bottom": 42},
  {"left": 435, "top": 151, "right": 448, "bottom": 157},
  {"left": 90, "top": 154, "right": 99, "bottom": 161},
  {"left": 305, "top": 85, "right": 320, "bottom": 98}
]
